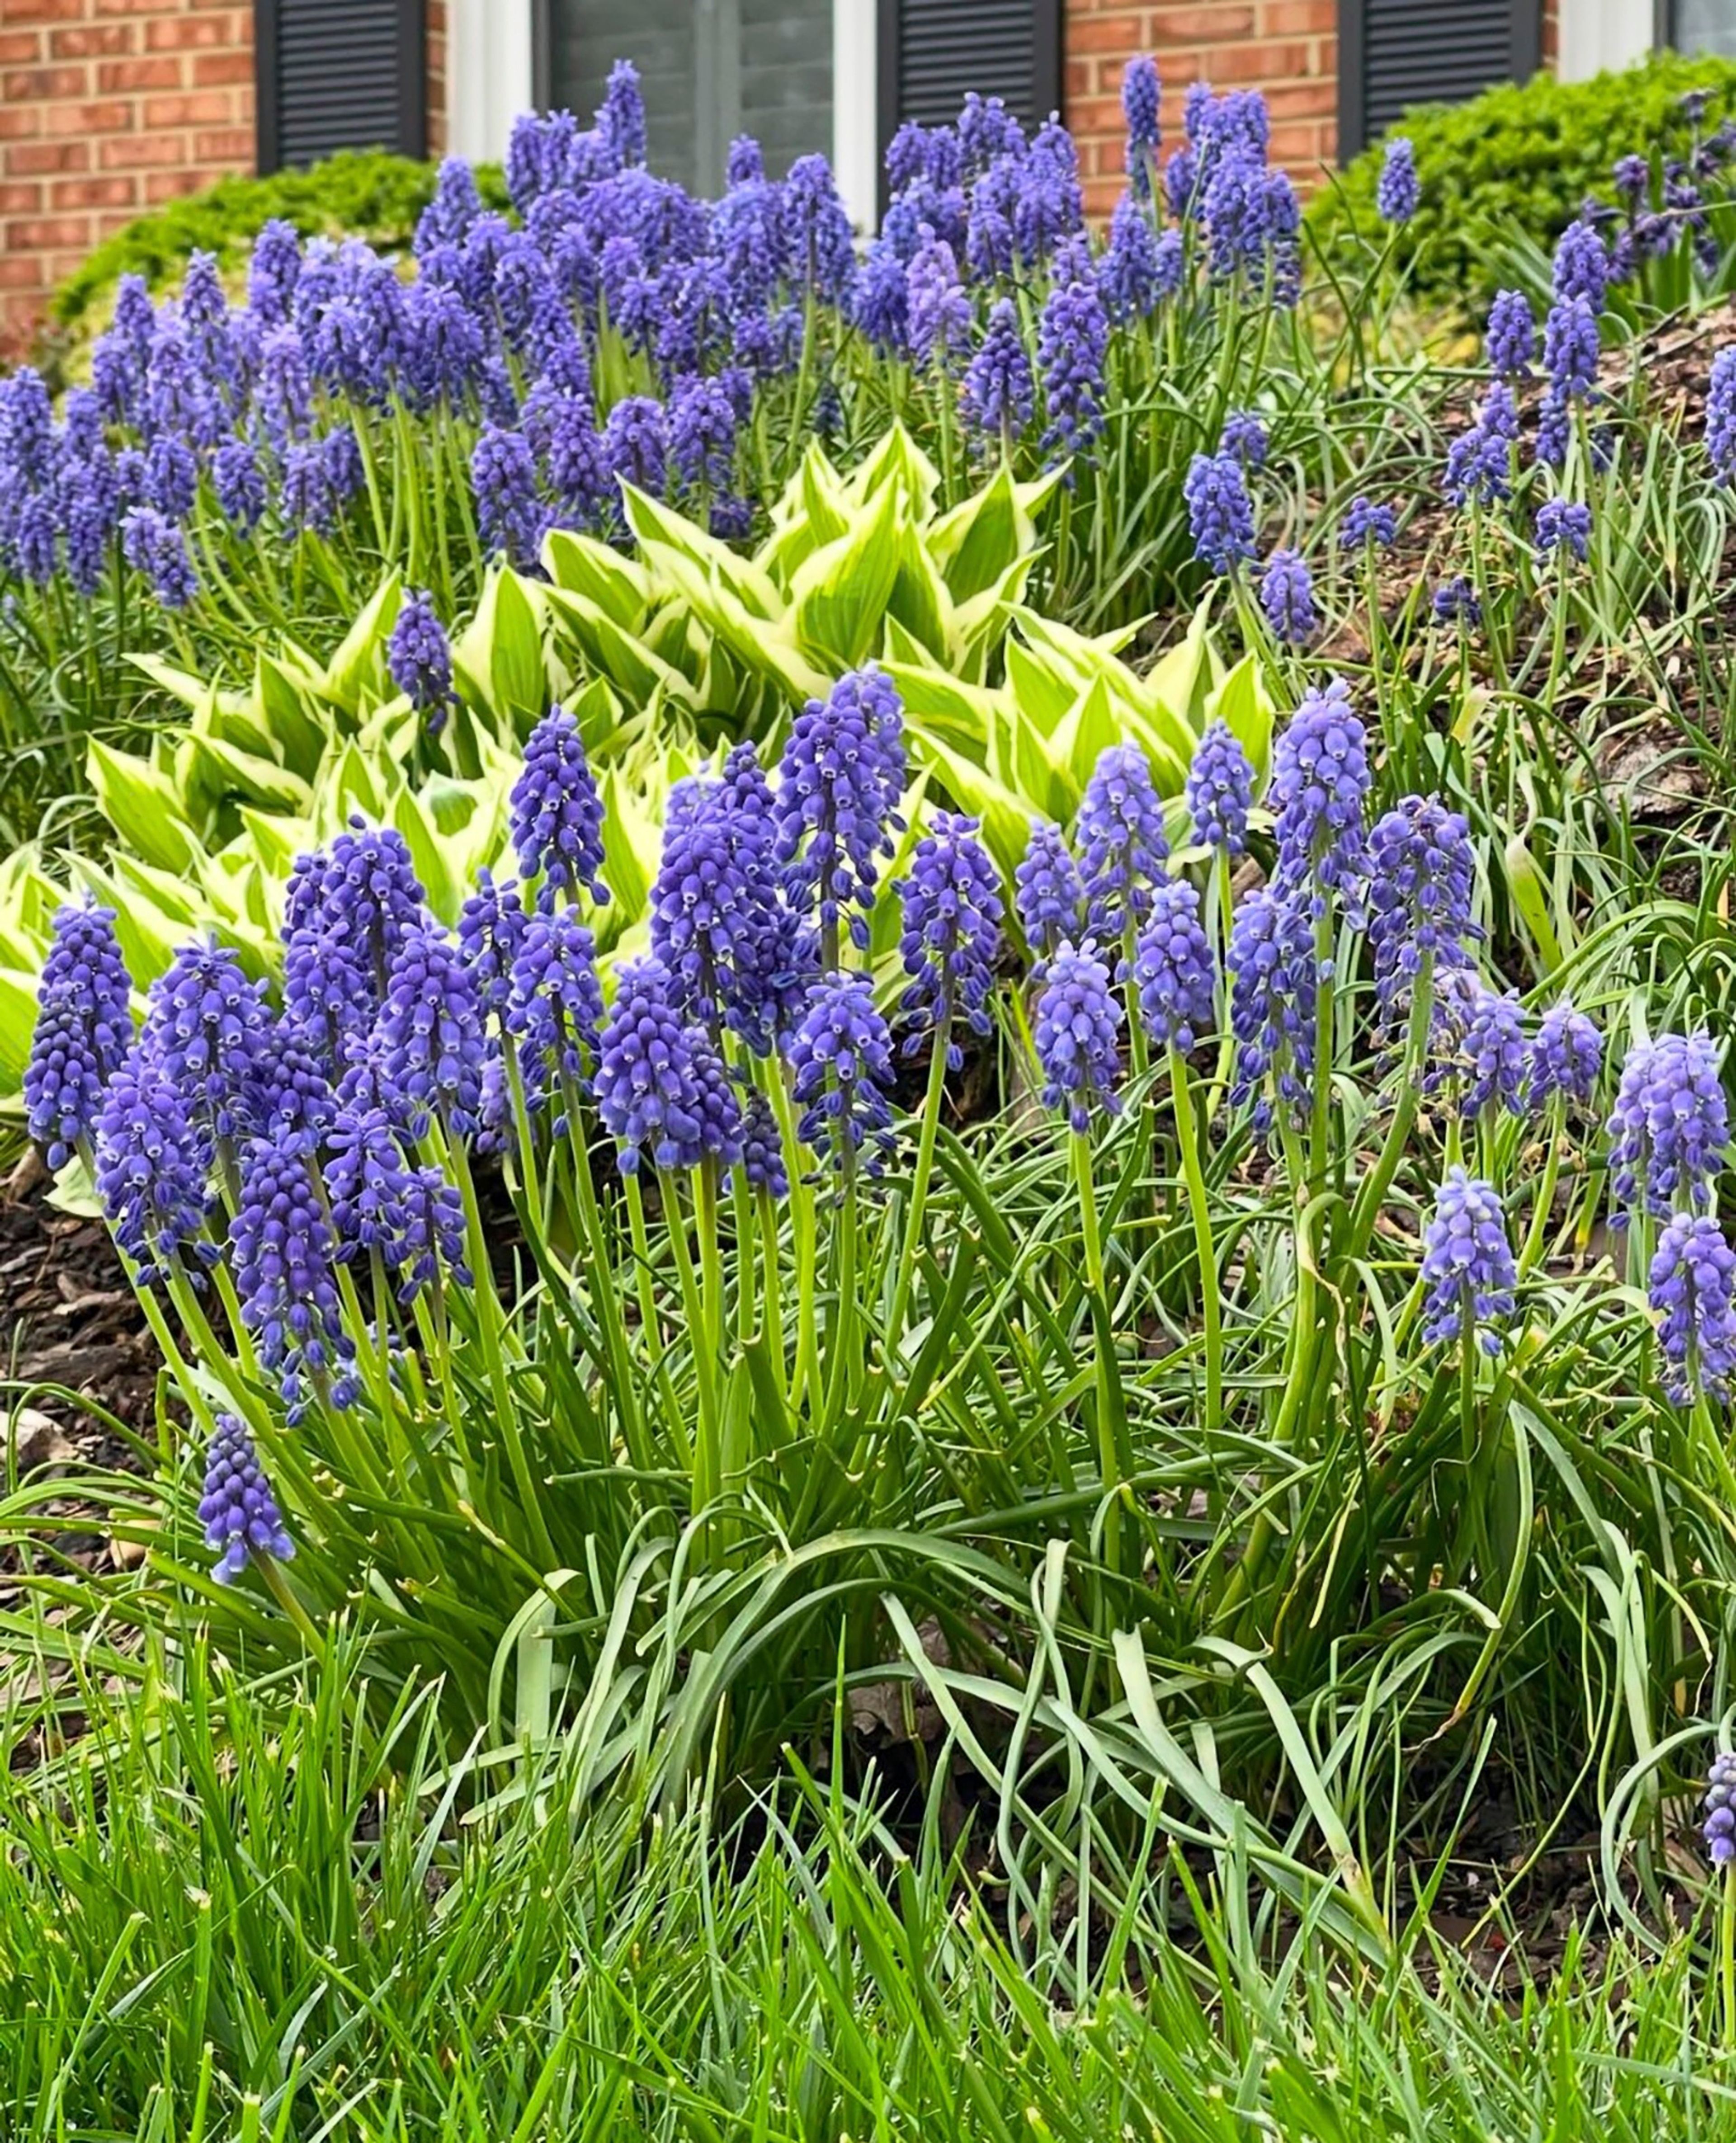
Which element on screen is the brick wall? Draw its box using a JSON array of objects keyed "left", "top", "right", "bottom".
[
  {"left": 0, "top": 0, "right": 255, "bottom": 351},
  {"left": 426, "top": 0, "right": 445, "bottom": 158},
  {"left": 1066, "top": 1, "right": 1339, "bottom": 219}
]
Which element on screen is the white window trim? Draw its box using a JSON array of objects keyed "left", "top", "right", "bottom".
[
  {"left": 447, "top": 0, "right": 879, "bottom": 224},
  {"left": 1557, "top": 0, "right": 1656, "bottom": 80}
]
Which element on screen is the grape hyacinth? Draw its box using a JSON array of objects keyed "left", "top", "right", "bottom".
[
  {"left": 789, "top": 971, "right": 897, "bottom": 1169},
  {"left": 1259, "top": 546, "right": 1317, "bottom": 645},
  {"left": 199, "top": 1414, "right": 295, "bottom": 1582},
  {"left": 1123, "top": 55, "right": 1160, "bottom": 191},
  {"left": 774, "top": 667, "right": 907, "bottom": 956},
  {"left": 1078, "top": 744, "right": 1169, "bottom": 949},
  {"left": 506, "top": 908, "right": 606, "bottom": 1122},
  {"left": 896, "top": 812, "right": 1004, "bottom": 1066},
  {"left": 1486, "top": 289, "right": 1535, "bottom": 378},
  {"left": 1033, "top": 942, "right": 1123, "bottom": 1132},
  {"left": 594, "top": 956, "right": 736, "bottom": 1175},
  {"left": 960, "top": 297, "right": 1036, "bottom": 446},
  {"left": 1037, "top": 268, "right": 1110, "bottom": 461},
  {"left": 1420, "top": 1168, "right": 1517, "bottom": 1355},
  {"left": 120, "top": 507, "right": 196, "bottom": 608},
  {"left": 1649, "top": 1214, "right": 1736, "bottom": 1404},
  {"left": 1228, "top": 884, "right": 1316, "bottom": 1134},
  {"left": 1184, "top": 449, "right": 1256, "bottom": 572},
  {"left": 1220, "top": 409, "right": 1268, "bottom": 468},
  {"left": 230, "top": 1132, "right": 358, "bottom": 1421},
  {"left": 325, "top": 1098, "right": 471, "bottom": 1301},
  {"left": 1268, "top": 677, "right": 1370, "bottom": 900},
  {"left": 511, "top": 704, "right": 610, "bottom": 909},
  {"left": 25, "top": 901, "right": 135, "bottom": 1169},
  {"left": 387, "top": 587, "right": 455, "bottom": 725},
  {"left": 1376, "top": 137, "right": 1420, "bottom": 225},
  {"left": 1703, "top": 1751, "right": 1736, "bottom": 1869},
  {"left": 1535, "top": 498, "right": 1592, "bottom": 561},
  {"left": 1608, "top": 1031, "right": 1729, "bottom": 1225},
  {"left": 1132, "top": 880, "right": 1216, "bottom": 1053},
  {"left": 1186, "top": 720, "right": 1255, "bottom": 857},
  {"left": 472, "top": 425, "right": 544, "bottom": 568},
  {"left": 141, "top": 939, "right": 274, "bottom": 1147},
  {"left": 94, "top": 1046, "right": 212, "bottom": 1286},
  {"left": 1365, "top": 795, "right": 1476, "bottom": 1008},
  {"left": 1526, "top": 1001, "right": 1603, "bottom": 1112},
  {"left": 1458, "top": 986, "right": 1528, "bottom": 1120},
  {"left": 375, "top": 924, "right": 488, "bottom": 1137},
  {"left": 1708, "top": 348, "right": 1736, "bottom": 482},
  {"left": 1433, "top": 574, "right": 1482, "bottom": 626},
  {"left": 1340, "top": 494, "right": 1397, "bottom": 550},
  {"left": 1014, "top": 820, "right": 1086, "bottom": 966}
]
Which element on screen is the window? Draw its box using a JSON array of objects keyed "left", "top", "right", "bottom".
[
  {"left": 536, "top": 0, "right": 834, "bottom": 196},
  {"left": 1339, "top": 0, "right": 1542, "bottom": 159},
  {"left": 1675, "top": 0, "right": 1736, "bottom": 57}
]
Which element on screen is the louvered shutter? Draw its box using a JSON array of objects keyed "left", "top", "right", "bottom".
[
  {"left": 877, "top": 0, "right": 1061, "bottom": 177},
  {"left": 256, "top": 0, "right": 427, "bottom": 174},
  {"left": 538, "top": 0, "right": 833, "bottom": 195},
  {"left": 1339, "top": 0, "right": 1541, "bottom": 159}
]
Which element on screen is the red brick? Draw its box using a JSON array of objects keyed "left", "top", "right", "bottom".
[
  {"left": 102, "top": 53, "right": 186, "bottom": 88},
  {"left": 190, "top": 48, "right": 250, "bottom": 84},
  {"left": 0, "top": 0, "right": 86, "bottom": 22},
  {"left": 50, "top": 173, "right": 137, "bottom": 208},
  {"left": 143, "top": 167, "right": 220, "bottom": 204},
  {"left": 143, "top": 11, "right": 241, "bottom": 47},
  {"left": 104, "top": 128, "right": 194, "bottom": 167},
  {"left": 3, "top": 63, "right": 90, "bottom": 98},
  {"left": 0, "top": 104, "right": 43, "bottom": 138},
  {"left": 44, "top": 98, "right": 133, "bottom": 134},
  {"left": 91, "top": 0, "right": 185, "bottom": 16},
  {"left": 192, "top": 124, "right": 252, "bottom": 160},
  {"left": 1264, "top": 79, "right": 1335, "bottom": 116},
  {"left": 5, "top": 213, "right": 93, "bottom": 248},
  {"left": 0, "top": 31, "right": 45, "bottom": 64},
  {"left": 7, "top": 138, "right": 88, "bottom": 173},
  {"left": 0, "top": 256, "right": 50, "bottom": 289},
  {"left": 1066, "top": 11, "right": 1146, "bottom": 55},
  {"left": 140, "top": 88, "right": 234, "bottom": 125},
  {"left": 0, "top": 182, "right": 43, "bottom": 214},
  {"left": 48, "top": 24, "right": 132, "bottom": 57}
]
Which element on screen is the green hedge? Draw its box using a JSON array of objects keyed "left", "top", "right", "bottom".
[
  {"left": 51, "top": 150, "right": 509, "bottom": 333},
  {"left": 1306, "top": 50, "right": 1736, "bottom": 307}
]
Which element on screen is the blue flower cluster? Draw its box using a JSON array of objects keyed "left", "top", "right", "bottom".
[{"left": 0, "top": 60, "right": 1311, "bottom": 605}]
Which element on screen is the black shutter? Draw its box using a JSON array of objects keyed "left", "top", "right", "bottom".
[
  {"left": 876, "top": 0, "right": 1061, "bottom": 200},
  {"left": 1339, "top": 0, "right": 1540, "bottom": 160},
  {"left": 256, "top": 0, "right": 427, "bottom": 174}
]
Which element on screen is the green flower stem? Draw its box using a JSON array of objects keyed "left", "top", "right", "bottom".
[
  {"left": 1519, "top": 1096, "right": 1569, "bottom": 1277},
  {"left": 624, "top": 1170, "right": 688, "bottom": 1470},
  {"left": 1074, "top": 1130, "right": 1132, "bottom": 1580},
  {"left": 1346, "top": 960, "right": 1437, "bottom": 1262},
  {"left": 885, "top": 1018, "right": 951, "bottom": 1375},
  {"left": 821, "top": 1137, "right": 861, "bottom": 1432},
  {"left": 1307, "top": 901, "right": 1337, "bottom": 1196},
  {"left": 659, "top": 1167, "right": 720, "bottom": 1521},
  {"left": 1169, "top": 1045, "right": 1222, "bottom": 1437},
  {"left": 756, "top": 1184, "right": 787, "bottom": 1394}
]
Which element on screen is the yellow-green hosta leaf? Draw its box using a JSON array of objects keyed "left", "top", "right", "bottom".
[
  {"left": 953, "top": 550, "right": 1042, "bottom": 680},
  {"left": 103, "top": 853, "right": 202, "bottom": 929},
  {"left": 1008, "top": 606, "right": 1142, "bottom": 685},
  {"left": 880, "top": 645, "right": 1001, "bottom": 765},
  {"left": 1503, "top": 831, "right": 1563, "bottom": 975},
  {"left": 86, "top": 739, "right": 198, "bottom": 876},
  {"left": 626, "top": 485, "right": 783, "bottom": 620},
  {"left": 1145, "top": 601, "right": 1218, "bottom": 732},
  {"left": 0, "top": 967, "right": 43, "bottom": 1088},
  {"left": 597, "top": 771, "right": 658, "bottom": 939},
  {"left": 236, "top": 807, "right": 303, "bottom": 883},
  {"left": 848, "top": 422, "right": 940, "bottom": 519},
  {"left": 758, "top": 442, "right": 852, "bottom": 589},
  {"left": 490, "top": 567, "right": 551, "bottom": 730},
  {"left": 255, "top": 653, "right": 331, "bottom": 777},
  {"left": 393, "top": 788, "right": 461, "bottom": 923},
  {"left": 687, "top": 567, "right": 830, "bottom": 707},
  {"left": 542, "top": 584, "right": 694, "bottom": 712},
  {"left": 65, "top": 858, "right": 191, "bottom": 988},
  {"left": 323, "top": 739, "right": 386, "bottom": 828},
  {"left": 541, "top": 527, "right": 651, "bottom": 628},
  {"left": 925, "top": 460, "right": 1023, "bottom": 603},
  {"left": 184, "top": 733, "right": 314, "bottom": 816},
  {"left": 1011, "top": 682, "right": 1084, "bottom": 824},
  {"left": 1047, "top": 673, "right": 1127, "bottom": 797},
  {"left": 321, "top": 568, "right": 402, "bottom": 713},
  {"left": 884, "top": 511, "right": 956, "bottom": 666},
  {"left": 788, "top": 476, "right": 905, "bottom": 672},
  {"left": 1003, "top": 634, "right": 1076, "bottom": 739}
]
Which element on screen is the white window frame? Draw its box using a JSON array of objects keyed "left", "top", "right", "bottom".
[
  {"left": 445, "top": 0, "right": 877, "bottom": 227},
  {"left": 1557, "top": 0, "right": 1658, "bottom": 79}
]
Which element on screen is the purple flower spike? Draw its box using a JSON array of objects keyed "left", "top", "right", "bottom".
[
  {"left": 1038, "top": 265, "right": 1110, "bottom": 462},
  {"left": 1269, "top": 677, "right": 1369, "bottom": 900},
  {"left": 1259, "top": 546, "right": 1317, "bottom": 645},
  {"left": 1376, "top": 137, "right": 1420, "bottom": 225},
  {"left": 1535, "top": 498, "right": 1592, "bottom": 561},
  {"left": 511, "top": 705, "right": 610, "bottom": 911},
  {"left": 1708, "top": 349, "right": 1736, "bottom": 482},
  {"left": 1220, "top": 410, "right": 1268, "bottom": 468},
  {"left": 774, "top": 667, "right": 907, "bottom": 957},
  {"left": 1228, "top": 884, "right": 1317, "bottom": 1136},
  {"left": 1132, "top": 879, "right": 1216, "bottom": 1053},
  {"left": 1526, "top": 1001, "right": 1603, "bottom": 1113},
  {"left": 230, "top": 1133, "right": 357, "bottom": 1423},
  {"left": 141, "top": 938, "right": 274, "bottom": 1146},
  {"left": 120, "top": 507, "right": 196, "bottom": 608},
  {"left": 1608, "top": 1032, "right": 1729, "bottom": 1226},
  {"left": 896, "top": 811, "right": 1004, "bottom": 1066},
  {"left": 961, "top": 298, "right": 1036, "bottom": 447},
  {"left": 1365, "top": 795, "right": 1476, "bottom": 1008},
  {"left": 199, "top": 1413, "right": 294, "bottom": 1582},
  {"left": 25, "top": 901, "right": 134, "bottom": 1170},
  {"left": 325, "top": 1099, "right": 470, "bottom": 1303},
  {"left": 1340, "top": 495, "right": 1396, "bottom": 549},
  {"left": 1421, "top": 1167, "right": 1517, "bottom": 1355},
  {"left": 1184, "top": 451, "right": 1256, "bottom": 573},
  {"left": 374, "top": 924, "right": 487, "bottom": 1139},
  {"left": 595, "top": 956, "right": 733, "bottom": 1175},
  {"left": 1486, "top": 289, "right": 1534, "bottom": 378},
  {"left": 789, "top": 971, "right": 898, "bottom": 1171},
  {"left": 1186, "top": 721, "right": 1255, "bottom": 857},
  {"left": 506, "top": 908, "right": 605, "bottom": 1125},
  {"left": 387, "top": 587, "right": 455, "bottom": 726},
  {"left": 1033, "top": 941, "right": 1123, "bottom": 1133},
  {"left": 1015, "top": 820, "right": 1087, "bottom": 967},
  {"left": 1123, "top": 55, "right": 1160, "bottom": 190},
  {"left": 1650, "top": 1214, "right": 1736, "bottom": 1404},
  {"left": 94, "top": 1045, "right": 212, "bottom": 1286},
  {"left": 1458, "top": 985, "right": 1528, "bottom": 1120},
  {"left": 1078, "top": 743, "right": 1170, "bottom": 951},
  {"left": 1704, "top": 1751, "right": 1736, "bottom": 1868}
]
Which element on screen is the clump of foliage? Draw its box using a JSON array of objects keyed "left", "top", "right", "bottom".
[
  {"left": 1310, "top": 50, "right": 1736, "bottom": 306},
  {"left": 50, "top": 151, "right": 509, "bottom": 335}
]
